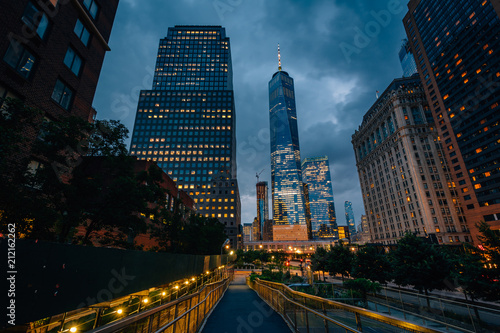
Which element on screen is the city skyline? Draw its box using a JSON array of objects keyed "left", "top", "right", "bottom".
[{"left": 92, "top": 0, "right": 417, "bottom": 228}]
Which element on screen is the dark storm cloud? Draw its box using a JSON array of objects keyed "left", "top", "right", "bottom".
[{"left": 92, "top": 0, "right": 410, "bottom": 228}]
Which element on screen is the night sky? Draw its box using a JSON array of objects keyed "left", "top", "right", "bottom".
[{"left": 92, "top": 0, "right": 411, "bottom": 230}]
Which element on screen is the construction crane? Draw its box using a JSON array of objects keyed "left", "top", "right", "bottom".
[{"left": 256, "top": 169, "right": 264, "bottom": 183}]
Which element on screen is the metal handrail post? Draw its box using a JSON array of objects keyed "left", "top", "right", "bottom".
[
  {"left": 322, "top": 303, "right": 329, "bottom": 332},
  {"left": 466, "top": 304, "right": 477, "bottom": 333},
  {"left": 293, "top": 303, "right": 298, "bottom": 332},
  {"left": 355, "top": 312, "right": 363, "bottom": 332},
  {"left": 305, "top": 308, "right": 310, "bottom": 333},
  {"left": 194, "top": 295, "right": 200, "bottom": 332},
  {"left": 399, "top": 289, "right": 407, "bottom": 320},
  {"left": 146, "top": 313, "right": 154, "bottom": 333},
  {"left": 171, "top": 303, "right": 178, "bottom": 333},
  {"left": 185, "top": 298, "right": 192, "bottom": 333}
]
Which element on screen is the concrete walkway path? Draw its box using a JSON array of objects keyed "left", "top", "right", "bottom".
[{"left": 201, "top": 274, "right": 291, "bottom": 333}]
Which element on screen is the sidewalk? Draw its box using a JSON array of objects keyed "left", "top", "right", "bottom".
[{"left": 201, "top": 275, "right": 291, "bottom": 333}]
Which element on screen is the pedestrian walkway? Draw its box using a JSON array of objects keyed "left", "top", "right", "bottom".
[{"left": 201, "top": 274, "right": 291, "bottom": 333}]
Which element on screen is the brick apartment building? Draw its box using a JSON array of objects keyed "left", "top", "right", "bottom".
[{"left": 0, "top": 0, "right": 119, "bottom": 141}]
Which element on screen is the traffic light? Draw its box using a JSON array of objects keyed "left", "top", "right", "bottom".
[{"left": 286, "top": 260, "right": 289, "bottom": 267}]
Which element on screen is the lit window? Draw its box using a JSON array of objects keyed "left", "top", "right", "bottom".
[
  {"left": 3, "top": 40, "right": 36, "bottom": 79},
  {"left": 51, "top": 79, "right": 73, "bottom": 110}
]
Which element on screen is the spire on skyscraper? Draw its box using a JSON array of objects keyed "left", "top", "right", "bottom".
[{"left": 278, "top": 43, "right": 282, "bottom": 71}]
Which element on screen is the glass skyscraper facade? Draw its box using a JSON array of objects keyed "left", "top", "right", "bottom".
[
  {"left": 129, "top": 26, "right": 241, "bottom": 247},
  {"left": 256, "top": 181, "right": 269, "bottom": 239},
  {"left": 302, "top": 156, "right": 337, "bottom": 239},
  {"left": 399, "top": 39, "right": 418, "bottom": 77},
  {"left": 404, "top": 0, "right": 500, "bottom": 243},
  {"left": 269, "top": 51, "right": 310, "bottom": 240},
  {"left": 344, "top": 201, "right": 356, "bottom": 236}
]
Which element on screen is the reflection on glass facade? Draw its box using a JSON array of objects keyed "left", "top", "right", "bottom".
[
  {"left": 129, "top": 26, "right": 241, "bottom": 246},
  {"left": 256, "top": 181, "right": 269, "bottom": 239},
  {"left": 269, "top": 63, "right": 308, "bottom": 227},
  {"left": 345, "top": 201, "right": 356, "bottom": 236},
  {"left": 399, "top": 39, "right": 418, "bottom": 77},
  {"left": 302, "top": 156, "right": 337, "bottom": 238}
]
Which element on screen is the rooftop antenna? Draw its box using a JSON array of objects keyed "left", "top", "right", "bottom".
[
  {"left": 256, "top": 169, "right": 264, "bottom": 183},
  {"left": 278, "top": 43, "right": 282, "bottom": 71}
]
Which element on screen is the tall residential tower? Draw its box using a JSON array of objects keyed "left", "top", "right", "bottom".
[
  {"left": 403, "top": 0, "right": 500, "bottom": 243},
  {"left": 269, "top": 45, "right": 311, "bottom": 241},
  {"left": 129, "top": 26, "right": 241, "bottom": 247}
]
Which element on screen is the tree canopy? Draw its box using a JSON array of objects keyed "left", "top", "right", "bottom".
[{"left": 0, "top": 98, "right": 227, "bottom": 255}]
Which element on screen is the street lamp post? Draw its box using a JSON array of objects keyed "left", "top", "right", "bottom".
[{"left": 221, "top": 238, "right": 230, "bottom": 279}]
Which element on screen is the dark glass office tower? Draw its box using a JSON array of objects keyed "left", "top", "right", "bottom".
[
  {"left": 399, "top": 39, "right": 418, "bottom": 77},
  {"left": 345, "top": 201, "right": 356, "bottom": 236},
  {"left": 302, "top": 156, "right": 337, "bottom": 239},
  {"left": 129, "top": 26, "right": 241, "bottom": 247},
  {"left": 404, "top": 0, "right": 500, "bottom": 243},
  {"left": 269, "top": 46, "right": 310, "bottom": 241},
  {"left": 256, "top": 181, "right": 269, "bottom": 240}
]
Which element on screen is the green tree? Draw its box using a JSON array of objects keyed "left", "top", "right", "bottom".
[
  {"left": 311, "top": 247, "right": 328, "bottom": 280},
  {"left": 69, "top": 157, "right": 165, "bottom": 247},
  {"left": 153, "top": 212, "right": 227, "bottom": 255},
  {"left": 476, "top": 221, "right": 500, "bottom": 271},
  {"left": 343, "top": 278, "right": 381, "bottom": 305},
  {"left": 451, "top": 223, "right": 500, "bottom": 303},
  {"left": 180, "top": 214, "right": 227, "bottom": 255},
  {"left": 391, "top": 233, "right": 452, "bottom": 306},
  {"left": 451, "top": 244, "right": 498, "bottom": 303},
  {"left": 326, "top": 243, "right": 355, "bottom": 281},
  {"left": 0, "top": 99, "right": 93, "bottom": 240},
  {"left": 85, "top": 120, "right": 129, "bottom": 157},
  {"left": 258, "top": 250, "right": 270, "bottom": 265},
  {"left": 0, "top": 98, "right": 45, "bottom": 236},
  {"left": 351, "top": 246, "right": 392, "bottom": 284}
]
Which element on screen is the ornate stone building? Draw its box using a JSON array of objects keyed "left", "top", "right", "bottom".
[{"left": 352, "top": 76, "right": 471, "bottom": 245}]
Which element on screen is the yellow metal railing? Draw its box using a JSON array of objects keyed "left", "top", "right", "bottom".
[
  {"left": 249, "top": 278, "right": 445, "bottom": 333},
  {"left": 87, "top": 275, "right": 231, "bottom": 333},
  {"left": 27, "top": 271, "right": 225, "bottom": 333}
]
